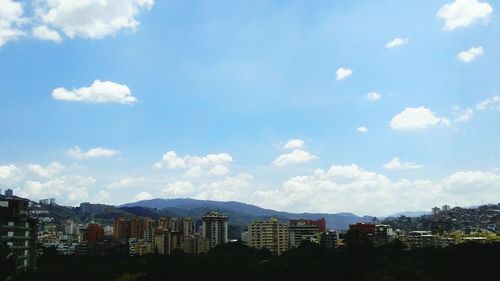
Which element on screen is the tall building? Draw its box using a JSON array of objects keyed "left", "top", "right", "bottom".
[
  {"left": 289, "top": 219, "right": 325, "bottom": 248},
  {"left": 248, "top": 218, "right": 289, "bottom": 255},
  {"left": 320, "top": 230, "right": 338, "bottom": 250},
  {"left": 130, "top": 218, "right": 144, "bottom": 239},
  {"left": 143, "top": 218, "right": 157, "bottom": 242},
  {"left": 154, "top": 229, "right": 171, "bottom": 255},
  {"left": 83, "top": 224, "right": 104, "bottom": 243},
  {"left": 182, "top": 234, "right": 210, "bottom": 255},
  {"left": 373, "top": 224, "right": 395, "bottom": 246},
  {"left": 349, "top": 223, "right": 375, "bottom": 236},
  {"left": 113, "top": 218, "right": 131, "bottom": 241},
  {"left": 0, "top": 194, "right": 37, "bottom": 272},
  {"left": 202, "top": 211, "right": 228, "bottom": 249}
]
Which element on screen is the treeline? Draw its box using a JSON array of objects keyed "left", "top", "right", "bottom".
[{"left": 11, "top": 241, "right": 500, "bottom": 281}]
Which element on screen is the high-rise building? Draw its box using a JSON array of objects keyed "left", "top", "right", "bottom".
[
  {"left": 202, "top": 211, "right": 228, "bottom": 249},
  {"left": 373, "top": 224, "right": 396, "bottom": 246},
  {"left": 143, "top": 218, "right": 157, "bottom": 242},
  {"left": 0, "top": 195, "right": 37, "bottom": 272},
  {"left": 113, "top": 218, "right": 131, "bottom": 241},
  {"left": 182, "top": 234, "right": 210, "bottom": 255},
  {"left": 4, "top": 189, "right": 13, "bottom": 198},
  {"left": 289, "top": 219, "right": 325, "bottom": 248},
  {"left": 320, "top": 230, "right": 338, "bottom": 250},
  {"left": 130, "top": 218, "right": 144, "bottom": 239},
  {"left": 83, "top": 224, "right": 104, "bottom": 243},
  {"left": 154, "top": 229, "right": 171, "bottom": 255},
  {"left": 248, "top": 218, "right": 289, "bottom": 255},
  {"left": 349, "top": 223, "right": 375, "bottom": 236}
]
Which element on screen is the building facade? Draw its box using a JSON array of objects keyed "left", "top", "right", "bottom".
[
  {"left": 248, "top": 218, "right": 289, "bottom": 255},
  {"left": 201, "top": 211, "right": 228, "bottom": 249}
]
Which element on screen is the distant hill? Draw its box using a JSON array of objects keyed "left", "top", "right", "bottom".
[{"left": 120, "top": 198, "right": 374, "bottom": 230}]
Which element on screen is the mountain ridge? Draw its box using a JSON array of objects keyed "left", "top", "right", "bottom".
[{"left": 120, "top": 198, "right": 375, "bottom": 230}]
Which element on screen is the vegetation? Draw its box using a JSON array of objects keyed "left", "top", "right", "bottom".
[{"left": 13, "top": 241, "right": 500, "bottom": 281}]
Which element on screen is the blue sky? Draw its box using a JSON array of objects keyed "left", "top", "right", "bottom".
[{"left": 0, "top": 0, "right": 499, "bottom": 216}]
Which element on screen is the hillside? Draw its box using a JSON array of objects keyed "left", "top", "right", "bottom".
[{"left": 120, "top": 198, "right": 374, "bottom": 230}]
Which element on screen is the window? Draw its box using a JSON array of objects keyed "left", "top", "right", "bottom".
[
  {"left": 8, "top": 222, "right": 14, "bottom": 226},
  {"left": 7, "top": 231, "right": 14, "bottom": 237}
]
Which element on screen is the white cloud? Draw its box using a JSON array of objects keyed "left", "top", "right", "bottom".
[
  {"left": 134, "top": 191, "right": 153, "bottom": 201},
  {"left": 154, "top": 151, "right": 233, "bottom": 178},
  {"left": 35, "top": 0, "right": 154, "bottom": 39},
  {"left": 366, "top": 92, "right": 381, "bottom": 101},
  {"left": 52, "top": 80, "right": 137, "bottom": 104},
  {"left": 283, "top": 139, "right": 304, "bottom": 150},
  {"left": 0, "top": 164, "right": 18, "bottom": 179},
  {"left": 273, "top": 149, "right": 317, "bottom": 167},
  {"left": 452, "top": 107, "right": 474, "bottom": 122},
  {"left": 162, "top": 181, "right": 195, "bottom": 197},
  {"left": 437, "top": 0, "right": 493, "bottom": 31},
  {"left": 336, "top": 67, "right": 353, "bottom": 81},
  {"left": 390, "top": 107, "right": 450, "bottom": 131},
  {"left": 18, "top": 175, "right": 96, "bottom": 203},
  {"left": 209, "top": 165, "right": 229, "bottom": 177},
  {"left": 385, "top": 37, "right": 409, "bottom": 49},
  {"left": 457, "top": 46, "right": 484, "bottom": 63},
  {"left": 67, "top": 146, "right": 120, "bottom": 159},
  {"left": 252, "top": 164, "right": 500, "bottom": 216},
  {"left": 195, "top": 173, "right": 252, "bottom": 201},
  {"left": 0, "top": 0, "right": 26, "bottom": 47},
  {"left": 356, "top": 126, "right": 368, "bottom": 133},
  {"left": 383, "top": 157, "right": 423, "bottom": 170},
  {"left": 106, "top": 177, "right": 145, "bottom": 189},
  {"left": 27, "top": 162, "right": 63, "bottom": 178},
  {"left": 32, "top": 25, "right": 62, "bottom": 42},
  {"left": 476, "top": 95, "right": 500, "bottom": 110}
]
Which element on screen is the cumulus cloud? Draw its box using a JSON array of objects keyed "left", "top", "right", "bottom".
[
  {"left": 252, "top": 164, "right": 500, "bottom": 216},
  {"left": 437, "top": 0, "right": 493, "bottom": 31},
  {"left": 458, "top": 46, "right": 484, "bottom": 63},
  {"left": 17, "top": 175, "right": 96, "bottom": 203},
  {"left": 383, "top": 157, "right": 423, "bottom": 170},
  {"left": 154, "top": 151, "right": 233, "bottom": 178},
  {"left": 356, "top": 126, "right": 368, "bottom": 133},
  {"left": 273, "top": 149, "right": 317, "bottom": 167},
  {"left": 52, "top": 80, "right": 137, "bottom": 104},
  {"left": 385, "top": 37, "right": 409, "bottom": 48},
  {"left": 0, "top": 0, "right": 26, "bottom": 47},
  {"left": 134, "top": 191, "right": 153, "bottom": 201},
  {"left": 366, "top": 92, "right": 381, "bottom": 101},
  {"left": 194, "top": 173, "right": 252, "bottom": 202},
  {"left": 283, "top": 139, "right": 304, "bottom": 150},
  {"left": 67, "top": 146, "right": 120, "bottom": 159},
  {"left": 32, "top": 25, "right": 62, "bottom": 42},
  {"left": 34, "top": 0, "right": 154, "bottom": 39},
  {"left": 162, "top": 181, "right": 195, "bottom": 197},
  {"left": 390, "top": 107, "right": 450, "bottom": 131},
  {"left": 336, "top": 67, "right": 353, "bottom": 81},
  {"left": 27, "top": 162, "right": 63, "bottom": 178},
  {"left": 0, "top": 164, "right": 18, "bottom": 179},
  {"left": 476, "top": 95, "right": 500, "bottom": 110}
]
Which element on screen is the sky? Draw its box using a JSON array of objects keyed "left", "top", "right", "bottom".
[{"left": 0, "top": 0, "right": 499, "bottom": 216}]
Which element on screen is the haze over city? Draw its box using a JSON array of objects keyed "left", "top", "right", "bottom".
[{"left": 1, "top": 0, "right": 500, "bottom": 216}]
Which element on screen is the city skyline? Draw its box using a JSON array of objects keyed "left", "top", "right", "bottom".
[{"left": 1, "top": 0, "right": 500, "bottom": 216}]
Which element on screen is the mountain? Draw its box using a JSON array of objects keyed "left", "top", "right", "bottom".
[
  {"left": 120, "top": 198, "right": 374, "bottom": 230},
  {"left": 388, "top": 211, "right": 431, "bottom": 218}
]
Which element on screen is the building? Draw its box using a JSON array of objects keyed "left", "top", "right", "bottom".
[
  {"left": 83, "top": 224, "right": 104, "bottom": 243},
  {"left": 407, "top": 231, "right": 437, "bottom": 248},
  {"left": 349, "top": 223, "right": 375, "bottom": 236},
  {"left": 183, "top": 234, "right": 210, "bottom": 255},
  {"left": 248, "top": 218, "right": 289, "bottom": 255},
  {"left": 373, "top": 224, "right": 396, "bottom": 246},
  {"left": 0, "top": 192, "right": 37, "bottom": 272},
  {"left": 201, "top": 211, "right": 228, "bottom": 249},
  {"left": 129, "top": 238, "right": 153, "bottom": 256},
  {"left": 289, "top": 219, "right": 325, "bottom": 248},
  {"left": 320, "top": 230, "right": 338, "bottom": 250},
  {"left": 113, "top": 218, "right": 131, "bottom": 241},
  {"left": 130, "top": 218, "right": 144, "bottom": 239}
]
